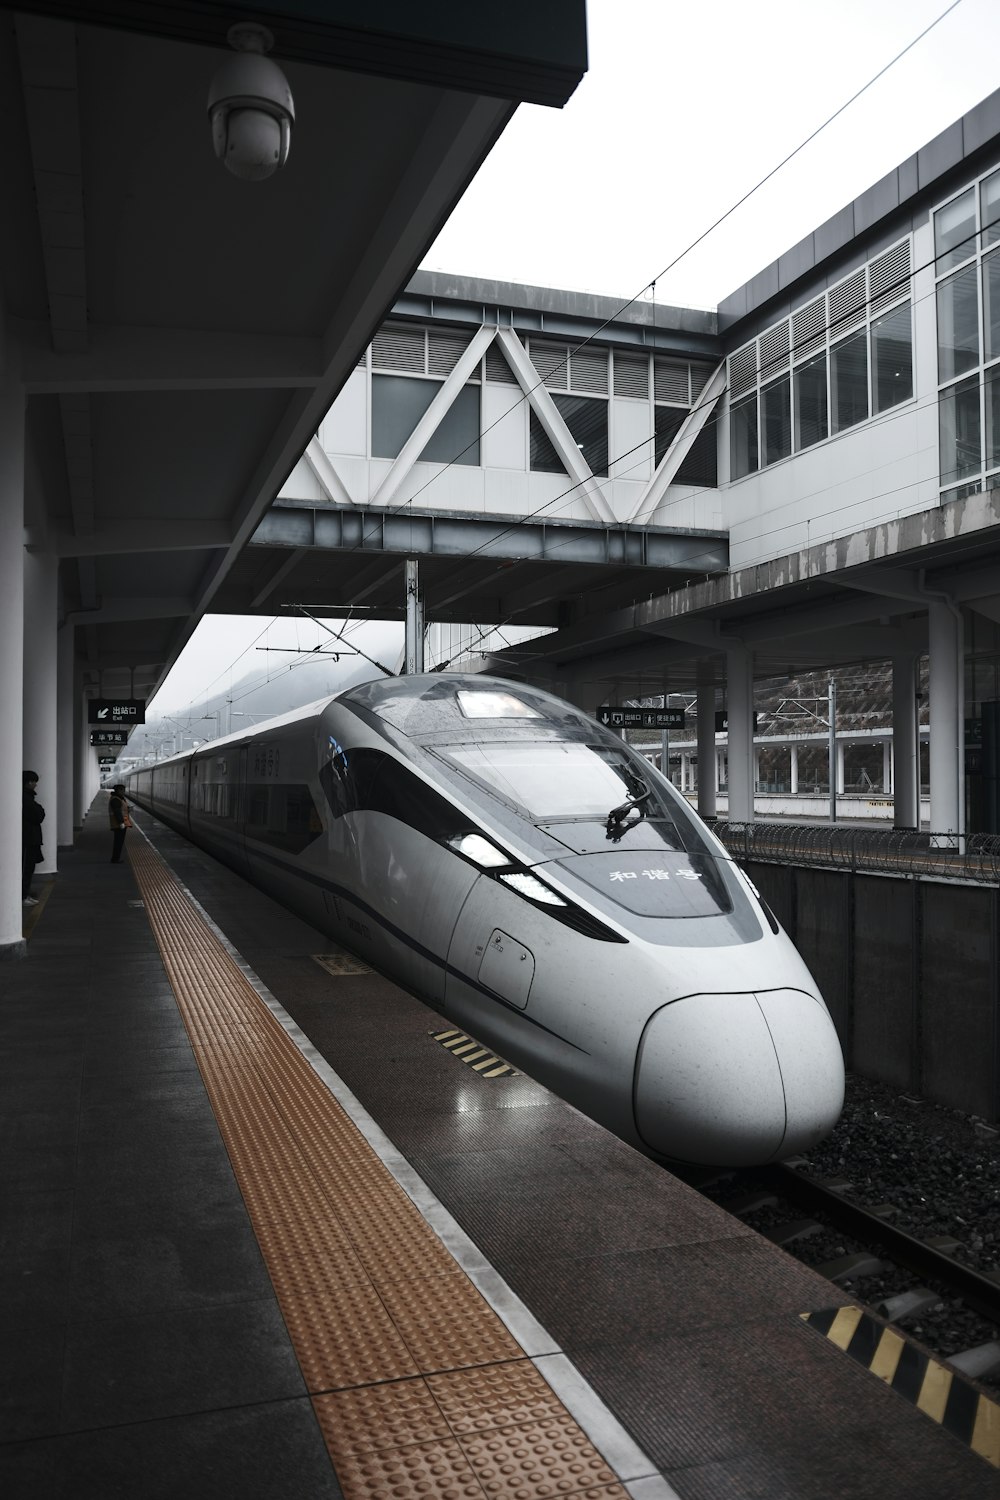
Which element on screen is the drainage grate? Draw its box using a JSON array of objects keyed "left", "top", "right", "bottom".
[
  {"left": 430, "top": 1028, "right": 516, "bottom": 1078},
  {"left": 312, "top": 951, "right": 371, "bottom": 977}
]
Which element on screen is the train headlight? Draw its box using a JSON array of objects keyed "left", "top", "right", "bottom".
[
  {"left": 450, "top": 833, "right": 511, "bottom": 868},
  {"left": 499, "top": 872, "right": 566, "bottom": 906}
]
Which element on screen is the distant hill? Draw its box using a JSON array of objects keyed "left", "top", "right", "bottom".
[{"left": 127, "top": 649, "right": 392, "bottom": 761}]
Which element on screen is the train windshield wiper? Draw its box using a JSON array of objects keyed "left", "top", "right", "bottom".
[{"left": 606, "top": 775, "right": 651, "bottom": 838}]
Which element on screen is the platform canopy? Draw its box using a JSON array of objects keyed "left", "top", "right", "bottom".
[{"left": 4, "top": 0, "right": 587, "bottom": 700}]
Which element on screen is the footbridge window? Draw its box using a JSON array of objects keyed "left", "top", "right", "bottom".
[
  {"left": 935, "top": 166, "right": 1000, "bottom": 500},
  {"left": 728, "top": 238, "right": 912, "bottom": 480}
]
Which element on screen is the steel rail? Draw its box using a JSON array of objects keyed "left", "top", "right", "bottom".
[{"left": 762, "top": 1163, "right": 1000, "bottom": 1327}]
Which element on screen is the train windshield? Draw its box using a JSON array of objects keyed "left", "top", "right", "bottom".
[{"left": 433, "top": 738, "right": 710, "bottom": 853}]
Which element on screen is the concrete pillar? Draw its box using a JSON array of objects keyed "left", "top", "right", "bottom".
[
  {"left": 790, "top": 743, "right": 799, "bottom": 794},
  {"left": 882, "top": 739, "right": 892, "bottom": 794},
  {"left": 75, "top": 679, "right": 90, "bottom": 829},
  {"left": 57, "top": 624, "right": 75, "bottom": 848},
  {"left": 0, "top": 387, "right": 26, "bottom": 957},
  {"left": 696, "top": 669, "right": 717, "bottom": 820},
  {"left": 726, "top": 646, "right": 754, "bottom": 821},
  {"left": 680, "top": 752, "right": 688, "bottom": 792},
  {"left": 23, "top": 550, "right": 59, "bottom": 877},
  {"left": 892, "top": 656, "right": 920, "bottom": 830},
  {"left": 928, "top": 602, "right": 963, "bottom": 846}
]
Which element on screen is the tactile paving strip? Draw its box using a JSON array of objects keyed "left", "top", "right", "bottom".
[{"left": 127, "top": 834, "right": 630, "bottom": 1498}]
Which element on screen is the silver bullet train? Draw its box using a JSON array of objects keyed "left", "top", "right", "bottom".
[{"left": 127, "top": 673, "right": 844, "bottom": 1166}]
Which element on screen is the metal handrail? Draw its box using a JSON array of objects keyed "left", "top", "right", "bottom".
[{"left": 712, "top": 821, "right": 1000, "bottom": 884}]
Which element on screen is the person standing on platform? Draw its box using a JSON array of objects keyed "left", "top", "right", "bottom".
[
  {"left": 22, "top": 770, "right": 45, "bottom": 907},
  {"left": 108, "top": 782, "right": 132, "bottom": 864}
]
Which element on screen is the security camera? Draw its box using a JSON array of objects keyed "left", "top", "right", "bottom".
[{"left": 208, "top": 23, "right": 294, "bottom": 182}]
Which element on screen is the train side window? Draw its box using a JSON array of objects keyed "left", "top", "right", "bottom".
[{"left": 245, "top": 783, "right": 323, "bottom": 853}]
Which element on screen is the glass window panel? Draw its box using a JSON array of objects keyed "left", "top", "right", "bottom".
[
  {"left": 984, "top": 248, "right": 1000, "bottom": 364},
  {"left": 529, "top": 411, "right": 562, "bottom": 473},
  {"left": 872, "top": 303, "right": 913, "bottom": 412},
  {"left": 676, "top": 425, "right": 718, "bottom": 487},
  {"left": 654, "top": 406, "right": 685, "bottom": 468},
  {"left": 529, "top": 392, "right": 608, "bottom": 476},
  {"left": 937, "top": 267, "right": 980, "bottom": 382},
  {"left": 982, "top": 168, "right": 1000, "bottom": 249},
  {"left": 987, "top": 367, "right": 1000, "bottom": 472},
  {"left": 830, "top": 330, "right": 868, "bottom": 432},
  {"left": 418, "top": 384, "right": 479, "bottom": 465},
  {"left": 371, "top": 374, "right": 479, "bottom": 465},
  {"left": 730, "top": 396, "right": 758, "bottom": 479},
  {"left": 793, "top": 353, "right": 828, "bottom": 450},
  {"left": 939, "top": 375, "right": 981, "bottom": 487},
  {"left": 761, "top": 377, "right": 791, "bottom": 465},
  {"left": 935, "top": 187, "right": 977, "bottom": 272},
  {"left": 371, "top": 373, "right": 435, "bottom": 458}
]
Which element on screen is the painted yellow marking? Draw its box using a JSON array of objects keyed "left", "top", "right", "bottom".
[
  {"left": 431, "top": 1029, "right": 515, "bottom": 1077},
  {"left": 972, "top": 1397, "right": 1000, "bottom": 1467},
  {"left": 870, "top": 1327, "right": 905, "bottom": 1384},
  {"left": 311, "top": 952, "right": 370, "bottom": 977},
  {"left": 826, "top": 1306, "right": 864, "bottom": 1351},
  {"left": 916, "top": 1362, "right": 952, "bottom": 1423}
]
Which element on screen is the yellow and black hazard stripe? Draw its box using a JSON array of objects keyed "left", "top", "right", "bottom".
[
  {"left": 802, "top": 1306, "right": 1000, "bottom": 1468},
  {"left": 430, "top": 1028, "right": 516, "bottom": 1078}
]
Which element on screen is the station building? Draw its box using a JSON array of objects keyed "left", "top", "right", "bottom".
[{"left": 271, "top": 83, "right": 1000, "bottom": 845}]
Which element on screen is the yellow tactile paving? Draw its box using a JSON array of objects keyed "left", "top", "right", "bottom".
[
  {"left": 426, "top": 1364, "right": 568, "bottom": 1436},
  {"left": 126, "top": 834, "right": 631, "bottom": 1499}
]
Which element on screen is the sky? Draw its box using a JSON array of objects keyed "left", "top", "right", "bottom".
[{"left": 153, "top": 0, "right": 1000, "bottom": 719}]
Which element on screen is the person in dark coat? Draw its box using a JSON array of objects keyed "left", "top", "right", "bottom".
[
  {"left": 108, "top": 782, "right": 131, "bottom": 864},
  {"left": 22, "top": 770, "right": 45, "bottom": 906}
]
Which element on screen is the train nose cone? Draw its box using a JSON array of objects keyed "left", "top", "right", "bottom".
[{"left": 634, "top": 990, "right": 844, "bottom": 1166}]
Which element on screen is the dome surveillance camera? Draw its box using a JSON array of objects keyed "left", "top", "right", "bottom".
[{"left": 208, "top": 23, "right": 294, "bottom": 182}]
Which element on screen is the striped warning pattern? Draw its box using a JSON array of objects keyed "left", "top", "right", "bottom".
[
  {"left": 801, "top": 1306, "right": 1000, "bottom": 1469},
  {"left": 126, "top": 835, "right": 626, "bottom": 1498},
  {"left": 312, "top": 950, "right": 371, "bottom": 977},
  {"left": 431, "top": 1028, "right": 516, "bottom": 1078}
]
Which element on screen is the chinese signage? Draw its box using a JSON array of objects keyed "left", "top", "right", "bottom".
[
  {"left": 88, "top": 699, "right": 146, "bottom": 726},
  {"left": 90, "top": 729, "right": 129, "bottom": 746},
  {"left": 597, "top": 707, "right": 686, "bottom": 730}
]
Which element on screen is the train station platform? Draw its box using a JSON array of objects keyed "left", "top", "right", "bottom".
[{"left": 2, "top": 799, "right": 998, "bottom": 1499}]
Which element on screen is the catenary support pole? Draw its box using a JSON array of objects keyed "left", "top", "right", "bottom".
[
  {"left": 828, "top": 678, "right": 837, "bottom": 824},
  {"left": 404, "top": 559, "right": 423, "bottom": 674}
]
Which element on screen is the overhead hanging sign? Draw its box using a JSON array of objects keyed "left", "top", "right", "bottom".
[
  {"left": 88, "top": 699, "right": 145, "bottom": 725},
  {"left": 90, "top": 729, "right": 129, "bottom": 746},
  {"left": 715, "top": 712, "right": 760, "bottom": 732},
  {"left": 597, "top": 706, "right": 686, "bottom": 730}
]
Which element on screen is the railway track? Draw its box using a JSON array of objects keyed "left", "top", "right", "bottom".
[{"left": 701, "top": 1161, "right": 1000, "bottom": 1384}]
